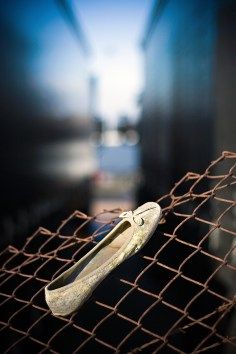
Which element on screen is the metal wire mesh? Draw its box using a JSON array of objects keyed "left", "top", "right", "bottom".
[{"left": 0, "top": 151, "right": 236, "bottom": 353}]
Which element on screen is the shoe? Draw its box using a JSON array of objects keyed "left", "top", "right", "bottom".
[{"left": 45, "top": 202, "right": 162, "bottom": 316}]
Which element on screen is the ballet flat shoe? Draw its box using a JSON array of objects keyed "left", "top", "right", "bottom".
[{"left": 45, "top": 202, "right": 162, "bottom": 316}]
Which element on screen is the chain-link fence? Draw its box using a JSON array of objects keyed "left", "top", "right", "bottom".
[{"left": 0, "top": 151, "right": 236, "bottom": 353}]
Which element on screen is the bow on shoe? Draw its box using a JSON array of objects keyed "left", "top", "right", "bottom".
[{"left": 119, "top": 210, "right": 144, "bottom": 226}]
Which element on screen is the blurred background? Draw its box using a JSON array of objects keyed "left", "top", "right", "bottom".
[{"left": 0, "top": 0, "right": 235, "bottom": 249}]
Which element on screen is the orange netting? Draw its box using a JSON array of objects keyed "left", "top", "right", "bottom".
[{"left": 0, "top": 151, "right": 236, "bottom": 353}]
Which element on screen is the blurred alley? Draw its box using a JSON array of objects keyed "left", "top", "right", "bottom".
[{"left": 1, "top": 0, "right": 236, "bottom": 248}]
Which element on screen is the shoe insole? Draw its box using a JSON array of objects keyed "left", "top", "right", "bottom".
[
  {"left": 48, "top": 222, "right": 132, "bottom": 289},
  {"left": 75, "top": 222, "right": 132, "bottom": 280}
]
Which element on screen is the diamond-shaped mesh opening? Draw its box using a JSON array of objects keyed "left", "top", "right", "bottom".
[
  {"left": 49, "top": 325, "right": 89, "bottom": 353},
  {"left": 118, "top": 288, "right": 156, "bottom": 322},
  {"left": 96, "top": 314, "right": 136, "bottom": 347}
]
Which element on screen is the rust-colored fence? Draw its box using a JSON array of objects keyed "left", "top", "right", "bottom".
[{"left": 0, "top": 151, "right": 236, "bottom": 353}]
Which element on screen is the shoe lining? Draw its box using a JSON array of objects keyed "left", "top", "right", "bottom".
[
  {"left": 76, "top": 221, "right": 132, "bottom": 280},
  {"left": 48, "top": 221, "right": 131, "bottom": 289}
]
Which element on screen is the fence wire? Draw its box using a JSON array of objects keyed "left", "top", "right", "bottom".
[{"left": 0, "top": 151, "right": 236, "bottom": 353}]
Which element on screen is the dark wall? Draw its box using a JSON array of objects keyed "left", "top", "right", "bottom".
[
  {"left": 215, "top": 1, "right": 236, "bottom": 155},
  {"left": 138, "top": 0, "right": 236, "bottom": 202},
  {"left": 0, "top": 0, "right": 94, "bottom": 247}
]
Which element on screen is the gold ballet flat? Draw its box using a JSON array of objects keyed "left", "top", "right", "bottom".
[{"left": 45, "top": 202, "right": 162, "bottom": 316}]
